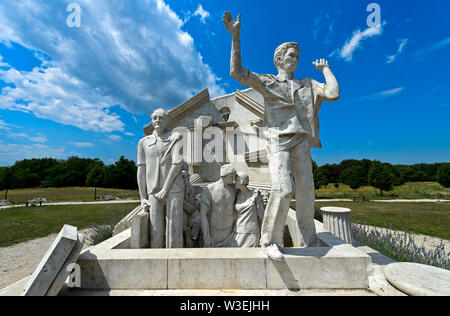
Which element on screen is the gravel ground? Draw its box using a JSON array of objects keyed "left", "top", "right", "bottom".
[{"left": 0, "top": 229, "right": 90, "bottom": 290}]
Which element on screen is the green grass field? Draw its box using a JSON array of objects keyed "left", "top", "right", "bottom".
[
  {"left": 0, "top": 203, "right": 138, "bottom": 247},
  {"left": 1, "top": 182, "right": 448, "bottom": 204},
  {"left": 315, "top": 201, "right": 450, "bottom": 241},
  {"left": 316, "top": 182, "right": 450, "bottom": 200},
  {"left": 0, "top": 187, "right": 140, "bottom": 203}
]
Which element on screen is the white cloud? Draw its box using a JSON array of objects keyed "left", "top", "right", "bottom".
[
  {"left": 354, "top": 87, "right": 405, "bottom": 102},
  {"left": 7, "top": 132, "right": 48, "bottom": 143},
  {"left": 0, "top": 142, "right": 65, "bottom": 166},
  {"left": 386, "top": 38, "right": 408, "bottom": 64},
  {"left": 414, "top": 36, "right": 450, "bottom": 62},
  {"left": 0, "top": 118, "right": 17, "bottom": 131},
  {"left": 0, "top": 0, "right": 224, "bottom": 132},
  {"left": 124, "top": 132, "right": 135, "bottom": 137},
  {"left": 70, "top": 142, "right": 95, "bottom": 148},
  {"left": 108, "top": 135, "right": 122, "bottom": 142},
  {"left": 313, "top": 13, "right": 335, "bottom": 45},
  {"left": 194, "top": 4, "right": 210, "bottom": 24},
  {"left": 29, "top": 136, "right": 48, "bottom": 143},
  {"left": 334, "top": 25, "right": 384, "bottom": 61}
]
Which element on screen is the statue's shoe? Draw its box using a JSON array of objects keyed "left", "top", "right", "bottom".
[{"left": 264, "top": 244, "right": 285, "bottom": 261}]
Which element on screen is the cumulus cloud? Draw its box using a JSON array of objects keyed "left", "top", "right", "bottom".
[
  {"left": 333, "top": 25, "right": 384, "bottom": 61},
  {"left": 0, "top": 0, "right": 224, "bottom": 133},
  {"left": 194, "top": 4, "right": 210, "bottom": 24},
  {"left": 386, "top": 38, "right": 408, "bottom": 64}
]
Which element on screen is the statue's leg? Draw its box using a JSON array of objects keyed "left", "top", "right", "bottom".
[
  {"left": 165, "top": 191, "right": 185, "bottom": 248},
  {"left": 260, "top": 150, "right": 294, "bottom": 247},
  {"left": 149, "top": 195, "right": 165, "bottom": 248},
  {"left": 291, "top": 141, "right": 317, "bottom": 247}
]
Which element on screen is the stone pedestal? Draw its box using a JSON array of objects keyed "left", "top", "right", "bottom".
[
  {"left": 321, "top": 207, "right": 354, "bottom": 245},
  {"left": 131, "top": 212, "right": 149, "bottom": 249}
]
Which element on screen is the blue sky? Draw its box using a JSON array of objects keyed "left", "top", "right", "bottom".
[{"left": 0, "top": 0, "right": 449, "bottom": 166}]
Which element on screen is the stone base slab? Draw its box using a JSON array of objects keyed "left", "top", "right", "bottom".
[{"left": 77, "top": 220, "right": 372, "bottom": 291}]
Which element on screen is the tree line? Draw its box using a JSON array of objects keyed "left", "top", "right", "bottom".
[
  {"left": 1, "top": 157, "right": 449, "bottom": 200},
  {"left": 0, "top": 156, "right": 137, "bottom": 200},
  {"left": 312, "top": 159, "right": 450, "bottom": 196}
]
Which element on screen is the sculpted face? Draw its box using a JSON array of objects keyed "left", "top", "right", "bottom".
[
  {"left": 279, "top": 47, "right": 299, "bottom": 73},
  {"left": 222, "top": 173, "right": 236, "bottom": 185},
  {"left": 151, "top": 109, "right": 170, "bottom": 133},
  {"left": 235, "top": 173, "right": 249, "bottom": 191}
]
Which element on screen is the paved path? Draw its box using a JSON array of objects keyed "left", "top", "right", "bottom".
[
  {"left": 316, "top": 199, "right": 450, "bottom": 203},
  {"left": 0, "top": 200, "right": 140, "bottom": 210},
  {"left": 2, "top": 199, "right": 449, "bottom": 211}
]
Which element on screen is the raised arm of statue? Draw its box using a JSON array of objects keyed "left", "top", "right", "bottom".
[
  {"left": 313, "top": 59, "right": 340, "bottom": 101},
  {"left": 223, "top": 12, "right": 243, "bottom": 81}
]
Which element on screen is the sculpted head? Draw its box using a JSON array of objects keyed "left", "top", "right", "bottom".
[
  {"left": 151, "top": 108, "right": 171, "bottom": 133},
  {"left": 235, "top": 173, "right": 249, "bottom": 191},
  {"left": 220, "top": 164, "right": 236, "bottom": 185},
  {"left": 274, "top": 42, "right": 300, "bottom": 73}
]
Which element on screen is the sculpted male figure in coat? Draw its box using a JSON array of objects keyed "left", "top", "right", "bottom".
[
  {"left": 224, "top": 13, "right": 340, "bottom": 260},
  {"left": 200, "top": 164, "right": 237, "bottom": 248},
  {"left": 137, "top": 108, "right": 185, "bottom": 248}
]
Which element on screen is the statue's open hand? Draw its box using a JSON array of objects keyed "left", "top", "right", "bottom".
[
  {"left": 141, "top": 199, "right": 150, "bottom": 208},
  {"left": 155, "top": 188, "right": 168, "bottom": 201},
  {"left": 223, "top": 12, "right": 241, "bottom": 35},
  {"left": 313, "top": 59, "right": 330, "bottom": 72}
]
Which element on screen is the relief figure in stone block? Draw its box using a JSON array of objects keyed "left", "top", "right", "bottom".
[
  {"left": 200, "top": 164, "right": 237, "bottom": 248},
  {"left": 231, "top": 173, "right": 265, "bottom": 248},
  {"left": 224, "top": 12, "right": 340, "bottom": 260}
]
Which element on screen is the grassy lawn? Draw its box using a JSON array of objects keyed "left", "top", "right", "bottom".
[
  {"left": 0, "top": 187, "right": 140, "bottom": 203},
  {"left": 315, "top": 201, "right": 450, "bottom": 241},
  {"left": 0, "top": 203, "right": 139, "bottom": 247},
  {"left": 316, "top": 182, "right": 450, "bottom": 200}
]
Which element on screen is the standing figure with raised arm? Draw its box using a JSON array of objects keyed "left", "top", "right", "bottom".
[
  {"left": 223, "top": 12, "right": 340, "bottom": 260},
  {"left": 137, "top": 108, "right": 185, "bottom": 249}
]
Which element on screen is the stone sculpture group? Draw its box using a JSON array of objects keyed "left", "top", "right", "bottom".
[{"left": 136, "top": 12, "right": 340, "bottom": 260}]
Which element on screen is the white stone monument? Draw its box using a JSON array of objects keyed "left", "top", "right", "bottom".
[{"left": 223, "top": 12, "right": 340, "bottom": 260}]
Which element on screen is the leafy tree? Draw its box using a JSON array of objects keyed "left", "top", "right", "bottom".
[
  {"left": 0, "top": 167, "right": 16, "bottom": 200},
  {"left": 436, "top": 164, "right": 450, "bottom": 188},
  {"left": 320, "top": 163, "right": 340, "bottom": 184},
  {"left": 86, "top": 165, "right": 105, "bottom": 200},
  {"left": 103, "top": 156, "right": 137, "bottom": 190},
  {"left": 368, "top": 161, "right": 394, "bottom": 197},
  {"left": 341, "top": 166, "right": 366, "bottom": 191},
  {"left": 312, "top": 160, "right": 329, "bottom": 189}
]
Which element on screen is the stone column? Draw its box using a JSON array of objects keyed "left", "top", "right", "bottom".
[{"left": 320, "top": 207, "right": 354, "bottom": 245}]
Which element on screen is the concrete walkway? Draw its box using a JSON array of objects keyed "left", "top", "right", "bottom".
[
  {"left": 2, "top": 198, "right": 448, "bottom": 211},
  {"left": 0, "top": 200, "right": 140, "bottom": 210}
]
